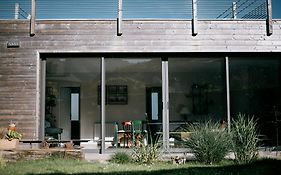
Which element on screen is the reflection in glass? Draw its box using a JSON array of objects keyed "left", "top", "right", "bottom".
[
  {"left": 169, "top": 58, "right": 226, "bottom": 124},
  {"left": 230, "top": 58, "right": 281, "bottom": 146}
]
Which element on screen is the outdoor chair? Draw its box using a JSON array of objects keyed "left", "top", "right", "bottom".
[
  {"left": 121, "top": 120, "right": 132, "bottom": 147},
  {"left": 132, "top": 120, "right": 148, "bottom": 146}
]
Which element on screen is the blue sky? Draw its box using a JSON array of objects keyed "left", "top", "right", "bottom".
[{"left": 0, "top": 0, "right": 280, "bottom": 19}]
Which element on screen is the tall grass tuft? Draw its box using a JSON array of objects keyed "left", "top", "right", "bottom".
[
  {"left": 231, "top": 113, "right": 259, "bottom": 164},
  {"left": 184, "top": 121, "right": 231, "bottom": 164},
  {"left": 131, "top": 143, "right": 161, "bottom": 164},
  {"left": 110, "top": 151, "right": 131, "bottom": 164}
]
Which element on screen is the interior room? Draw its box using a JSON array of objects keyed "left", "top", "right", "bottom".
[{"left": 44, "top": 56, "right": 281, "bottom": 147}]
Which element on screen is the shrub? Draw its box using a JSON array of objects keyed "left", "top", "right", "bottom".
[
  {"left": 131, "top": 143, "right": 161, "bottom": 164},
  {"left": 110, "top": 152, "right": 131, "bottom": 164},
  {"left": 231, "top": 113, "right": 259, "bottom": 164},
  {"left": 184, "top": 121, "right": 231, "bottom": 164}
]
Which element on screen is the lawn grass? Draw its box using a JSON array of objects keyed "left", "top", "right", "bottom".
[{"left": 0, "top": 157, "right": 280, "bottom": 175}]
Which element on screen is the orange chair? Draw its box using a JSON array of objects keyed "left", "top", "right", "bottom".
[{"left": 122, "top": 121, "right": 132, "bottom": 147}]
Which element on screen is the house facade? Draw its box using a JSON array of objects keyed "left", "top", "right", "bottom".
[{"left": 0, "top": 0, "right": 280, "bottom": 152}]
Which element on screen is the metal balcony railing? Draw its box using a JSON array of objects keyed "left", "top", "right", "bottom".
[
  {"left": 0, "top": 0, "right": 273, "bottom": 20},
  {"left": 216, "top": 0, "right": 267, "bottom": 19}
]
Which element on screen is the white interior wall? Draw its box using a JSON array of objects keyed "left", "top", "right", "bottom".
[{"left": 80, "top": 72, "right": 161, "bottom": 139}]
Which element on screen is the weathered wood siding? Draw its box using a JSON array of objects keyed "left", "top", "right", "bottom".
[{"left": 0, "top": 20, "right": 280, "bottom": 139}]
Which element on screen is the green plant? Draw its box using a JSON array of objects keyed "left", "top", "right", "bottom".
[
  {"left": 110, "top": 152, "right": 131, "bottom": 164},
  {"left": 184, "top": 121, "right": 231, "bottom": 164},
  {"left": 5, "top": 130, "right": 22, "bottom": 141},
  {"left": 231, "top": 113, "right": 259, "bottom": 164},
  {"left": 131, "top": 143, "right": 161, "bottom": 164}
]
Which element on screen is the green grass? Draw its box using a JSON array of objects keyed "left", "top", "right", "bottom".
[{"left": 0, "top": 158, "right": 280, "bottom": 175}]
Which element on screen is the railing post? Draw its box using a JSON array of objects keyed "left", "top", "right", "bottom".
[
  {"left": 117, "top": 0, "right": 123, "bottom": 36},
  {"left": 192, "top": 0, "right": 198, "bottom": 36},
  {"left": 266, "top": 0, "right": 273, "bottom": 36},
  {"left": 30, "top": 0, "right": 36, "bottom": 36},
  {"left": 15, "top": 3, "right": 20, "bottom": 19},
  {"left": 232, "top": 1, "right": 237, "bottom": 19}
]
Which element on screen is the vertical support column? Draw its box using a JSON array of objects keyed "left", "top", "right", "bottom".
[
  {"left": 225, "top": 57, "right": 231, "bottom": 132},
  {"left": 266, "top": 0, "right": 273, "bottom": 36},
  {"left": 39, "top": 59, "right": 46, "bottom": 140},
  {"left": 100, "top": 57, "right": 106, "bottom": 154},
  {"left": 117, "top": 0, "right": 123, "bottom": 36},
  {"left": 232, "top": 1, "right": 237, "bottom": 19},
  {"left": 15, "top": 3, "right": 20, "bottom": 19},
  {"left": 162, "top": 58, "right": 169, "bottom": 151},
  {"left": 30, "top": 0, "right": 36, "bottom": 36},
  {"left": 192, "top": 0, "right": 198, "bottom": 36}
]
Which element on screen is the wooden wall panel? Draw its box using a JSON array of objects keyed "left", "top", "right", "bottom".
[{"left": 0, "top": 19, "right": 280, "bottom": 140}]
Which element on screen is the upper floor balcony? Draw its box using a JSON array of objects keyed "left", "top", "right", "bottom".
[{"left": 0, "top": 0, "right": 279, "bottom": 20}]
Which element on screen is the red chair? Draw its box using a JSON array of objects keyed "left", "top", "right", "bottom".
[{"left": 122, "top": 121, "right": 132, "bottom": 147}]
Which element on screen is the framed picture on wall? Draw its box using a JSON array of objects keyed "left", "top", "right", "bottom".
[{"left": 98, "top": 85, "right": 128, "bottom": 105}]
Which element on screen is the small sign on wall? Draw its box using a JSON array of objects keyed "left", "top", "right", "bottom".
[{"left": 7, "top": 40, "right": 20, "bottom": 48}]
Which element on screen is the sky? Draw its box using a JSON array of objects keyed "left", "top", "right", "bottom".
[{"left": 0, "top": 0, "right": 280, "bottom": 19}]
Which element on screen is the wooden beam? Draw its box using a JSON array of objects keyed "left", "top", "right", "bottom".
[
  {"left": 117, "top": 0, "right": 122, "bottom": 36},
  {"left": 266, "top": 0, "right": 273, "bottom": 36},
  {"left": 30, "top": 0, "right": 36, "bottom": 36},
  {"left": 192, "top": 0, "right": 198, "bottom": 36},
  {"left": 39, "top": 59, "right": 46, "bottom": 140}
]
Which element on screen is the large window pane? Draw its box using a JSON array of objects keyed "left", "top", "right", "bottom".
[
  {"left": 46, "top": 58, "right": 100, "bottom": 140},
  {"left": 230, "top": 58, "right": 281, "bottom": 146},
  {"left": 106, "top": 58, "right": 162, "bottom": 146},
  {"left": 169, "top": 58, "right": 226, "bottom": 146}
]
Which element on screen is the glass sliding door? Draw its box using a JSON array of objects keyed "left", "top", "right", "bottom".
[
  {"left": 105, "top": 58, "right": 162, "bottom": 147},
  {"left": 168, "top": 57, "right": 226, "bottom": 147},
  {"left": 46, "top": 58, "right": 100, "bottom": 142},
  {"left": 230, "top": 57, "right": 281, "bottom": 146}
]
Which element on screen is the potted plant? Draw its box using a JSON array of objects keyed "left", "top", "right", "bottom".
[{"left": 0, "top": 124, "right": 22, "bottom": 150}]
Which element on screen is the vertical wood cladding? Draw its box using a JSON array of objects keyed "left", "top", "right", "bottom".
[{"left": 0, "top": 20, "right": 280, "bottom": 139}]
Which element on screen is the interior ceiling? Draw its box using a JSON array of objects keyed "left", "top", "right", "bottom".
[{"left": 46, "top": 57, "right": 222, "bottom": 82}]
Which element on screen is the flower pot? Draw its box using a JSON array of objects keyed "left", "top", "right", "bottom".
[
  {"left": 8, "top": 123, "right": 16, "bottom": 131},
  {"left": 0, "top": 139, "right": 19, "bottom": 150}
]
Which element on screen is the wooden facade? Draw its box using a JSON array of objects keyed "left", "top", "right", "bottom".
[{"left": 0, "top": 19, "right": 280, "bottom": 140}]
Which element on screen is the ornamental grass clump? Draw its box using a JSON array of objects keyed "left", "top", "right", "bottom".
[
  {"left": 184, "top": 121, "right": 231, "bottom": 164},
  {"left": 110, "top": 152, "right": 131, "bottom": 164},
  {"left": 231, "top": 113, "right": 259, "bottom": 164},
  {"left": 131, "top": 143, "right": 161, "bottom": 164}
]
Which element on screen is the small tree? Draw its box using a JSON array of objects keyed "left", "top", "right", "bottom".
[
  {"left": 231, "top": 113, "right": 259, "bottom": 164},
  {"left": 184, "top": 121, "right": 231, "bottom": 164}
]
